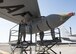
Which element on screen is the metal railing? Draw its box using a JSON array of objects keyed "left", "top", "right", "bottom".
[{"left": 9, "top": 24, "right": 19, "bottom": 43}]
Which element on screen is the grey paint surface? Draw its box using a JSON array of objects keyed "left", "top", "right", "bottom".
[{"left": 0, "top": 0, "right": 40, "bottom": 23}]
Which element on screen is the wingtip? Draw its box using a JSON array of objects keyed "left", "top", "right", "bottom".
[{"left": 67, "top": 12, "right": 75, "bottom": 16}]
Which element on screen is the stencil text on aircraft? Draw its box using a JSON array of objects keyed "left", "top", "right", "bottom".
[{"left": 0, "top": 5, "right": 32, "bottom": 17}]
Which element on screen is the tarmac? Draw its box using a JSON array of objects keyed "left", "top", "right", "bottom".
[{"left": 0, "top": 43, "right": 76, "bottom": 54}]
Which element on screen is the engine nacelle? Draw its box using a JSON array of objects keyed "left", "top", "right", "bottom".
[{"left": 27, "top": 12, "right": 75, "bottom": 34}]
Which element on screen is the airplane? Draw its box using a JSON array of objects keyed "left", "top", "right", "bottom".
[{"left": 0, "top": 0, "right": 75, "bottom": 54}]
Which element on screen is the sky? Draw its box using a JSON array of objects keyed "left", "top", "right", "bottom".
[{"left": 0, "top": 0, "right": 76, "bottom": 43}]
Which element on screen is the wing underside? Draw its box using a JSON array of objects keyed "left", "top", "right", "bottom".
[{"left": 0, "top": 0, "right": 40, "bottom": 23}]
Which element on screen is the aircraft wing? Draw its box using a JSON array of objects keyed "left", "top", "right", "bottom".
[{"left": 0, "top": 0, "right": 40, "bottom": 23}]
